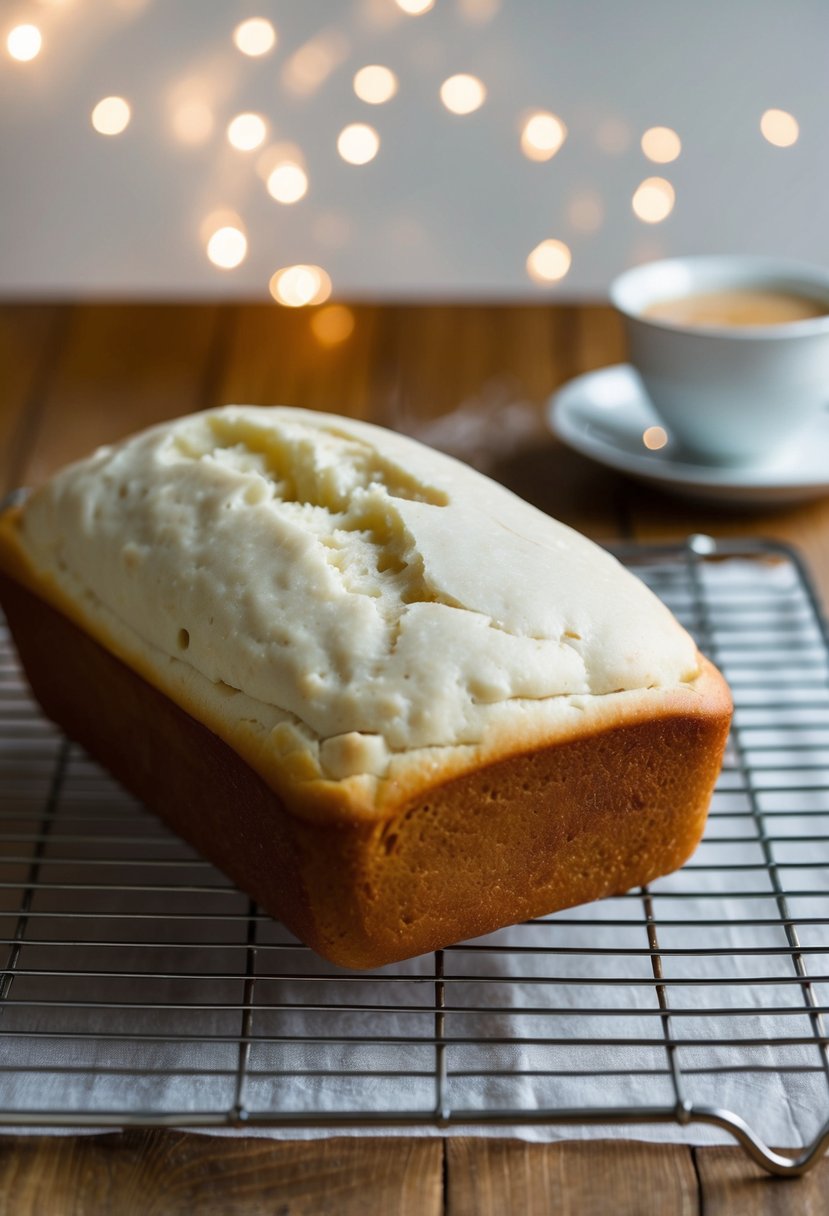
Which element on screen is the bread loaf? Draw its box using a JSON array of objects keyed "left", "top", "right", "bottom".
[{"left": 0, "top": 407, "right": 731, "bottom": 967}]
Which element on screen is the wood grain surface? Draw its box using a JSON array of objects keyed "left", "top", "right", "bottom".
[
  {"left": 446, "top": 1139, "right": 700, "bottom": 1216},
  {"left": 0, "top": 1132, "right": 442, "bottom": 1216},
  {"left": 0, "top": 300, "right": 827, "bottom": 1214}
]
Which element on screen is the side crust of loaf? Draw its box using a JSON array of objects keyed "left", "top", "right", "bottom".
[{"left": 0, "top": 566, "right": 731, "bottom": 969}]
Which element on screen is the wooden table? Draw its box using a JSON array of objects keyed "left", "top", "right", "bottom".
[{"left": 1, "top": 301, "right": 828, "bottom": 1214}]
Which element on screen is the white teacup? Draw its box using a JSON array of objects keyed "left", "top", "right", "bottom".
[{"left": 610, "top": 256, "right": 829, "bottom": 466}]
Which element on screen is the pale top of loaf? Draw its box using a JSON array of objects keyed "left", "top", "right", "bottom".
[{"left": 10, "top": 406, "right": 702, "bottom": 808}]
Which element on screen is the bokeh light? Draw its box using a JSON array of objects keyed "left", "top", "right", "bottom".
[
  {"left": 632, "top": 177, "right": 675, "bottom": 223},
  {"left": 172, "top": 99, "right": 214, "bottom": 146},
  {"left": 200, "top": 208, "right": 242, "bottom": 243},
  {"left": 520, "top": 111, "right": 567, "bottom": 161},
  {"left": 269, "top": 265, "right": 333, "bottom": 307},
  {"left": 91, "top": 96, "right": 131, "bottom": 136},
  {"left": 227, "top": 112, "right": 268, "bottom": 151},
  {"left": 282, "top": 31, "right": 349, "bottom": 97},
  {"left": 266, "top": 162, "right": 309, "bottom": 204},
  {"left": 311, "top": 304, "right": 356, "bottom": 346},
  {"left": 337, "top": 123, "right": 380, "bottom": 165},
  {"left": 233, "top": 18, "right": 276, "bottom": 57},
  {"left": 394, "top": 0, "right": 435, "bottom": 13},
  {"left": 206, "top": 226, "right": 247, "bottom": 270},
  {"left": 642, "top": 426, "right": 669, "bottom": 451},
  {"left": 760, "top": 108, "right": 799, "bottom": 147},
  {"left": 6, "top": 24, "right": 42, "bottom": 61},
  {"left": 256, "top": 141, "right": 304, "bottom": 179},
  {"left": 353, "top": 64, "right": 398, "bottom": 104},
  {"left": 526, "top": 239, "right": 572, "bottom": 283},
  {"left": 440, "top": 74, "right": 486, "bottom": 115},
  {"left": 641, "top": 126, "right": 681, "bottom": 163}
]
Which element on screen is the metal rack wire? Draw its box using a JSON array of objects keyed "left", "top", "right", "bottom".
[{"left": 2, "top": 537, "right": 829, "bottom": 1177}]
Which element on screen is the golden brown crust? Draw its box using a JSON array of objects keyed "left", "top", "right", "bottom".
[{"left": 0, "top": 560, "right": 731, "bottom": 969}]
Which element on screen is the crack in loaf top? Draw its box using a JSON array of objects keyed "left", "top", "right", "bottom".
[{"left": 18, "top": 406, "right": 699, "bottom": 767}]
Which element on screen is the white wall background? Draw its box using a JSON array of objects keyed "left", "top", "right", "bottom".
[{"left": 1, "top": 0, "right": 827, "bottom": 298}]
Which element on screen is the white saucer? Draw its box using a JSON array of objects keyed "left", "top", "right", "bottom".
[{"left": 548, "top": 365, "right": 829, "bottom": 507}]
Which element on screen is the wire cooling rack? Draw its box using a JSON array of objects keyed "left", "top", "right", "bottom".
[{"left": 2, "top": 537, "right": 829, "bottom": 1177}]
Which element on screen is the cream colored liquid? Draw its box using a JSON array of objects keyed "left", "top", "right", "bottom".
[{"left": 643, "top": 288, "right": 829, "bottom": 328}]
